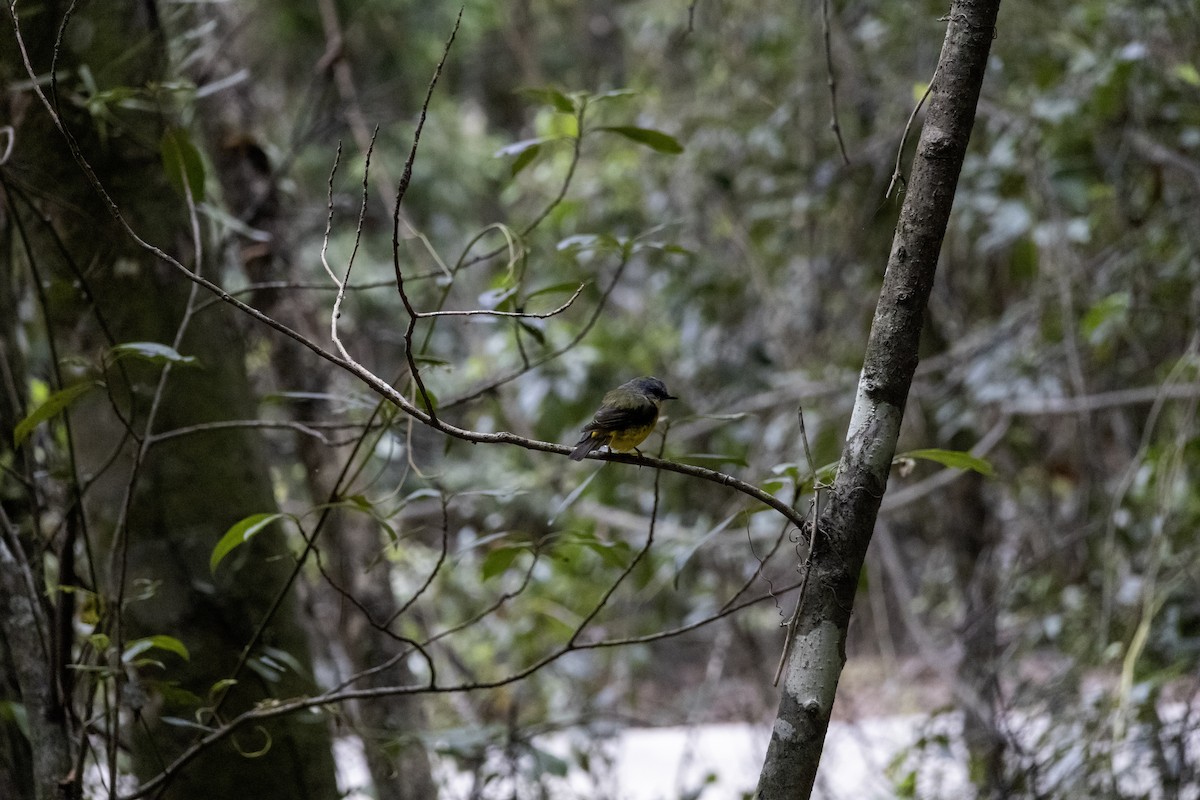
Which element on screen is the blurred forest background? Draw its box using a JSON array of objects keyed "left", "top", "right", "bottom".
[{"left": 2, "top": 0, "right": 1199, "bottom": 798}]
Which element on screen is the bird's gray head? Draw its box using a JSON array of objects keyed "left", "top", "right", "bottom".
[{"left": 628, "top": 376, "right": 677, "bottom": 401}]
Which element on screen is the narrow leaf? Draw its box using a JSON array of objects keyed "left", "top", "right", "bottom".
[
  {"left": 109, "top": 342, "right": 198, "bottom": 366},
  {"left": 123, "top": 635, "right": 190, "bottom": 663},
  {"left": 595, "top": 125, "right": 684, "bottom": 154},
  {"left": 898, "top": 448, "right": 995, "bottom": 477},
  {"left": 210, "top": 513, "right": 285, "bottom": 574},
  {"left": 510, "top": 143, "right": 541, "bottom": 178},
  {"left": 556, "top": 233, "right": 621, "bottom": 253},
  {"left": 673, "top": 512, "right": 739, "bottom": 588},
  {"left": 495, "top": 137, "right": 549, "bottom": 158},
  {"left": 160, "top": 127, "right": 206, "bottom": 202},
  {"left": 518, "top": 87, "right": 576, "bottom": 113},
  {"left": 161, "top": 716, "right": 216, "bottom": 732},
  {"left": 679, "top": 452, "right": 750, "bottom": 468},
  {"left": 1173, "top": 63, "right": 1200, "bottom": 87},
  {"left": 13, "top": 382, "right": 96, "bottom": 446},
  {"left": 481, "top": 547, "right": 522, "bottom": 581},
  {"left": 517, "top": 320, "right": 547, "bottom": 346},
  {"left": 526, "top": 281, "right": 585, "bottom": 300},
  {"left": 591, "top": 88, "right": 639, "bottom": 103},
  {"left": 208, "top": 678, "right": 238, "bottom": 702}
]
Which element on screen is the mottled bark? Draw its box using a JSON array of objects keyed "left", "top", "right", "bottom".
[
  {"left": 0, "top": 534, "right": 71, "bottom": 800},
  {"left": 951, "top": 475, "right": 1005, "bottom": 797},
  {"left": 1, "top": 3, "right": 338, "bottom": 797},
  {"left": 0, "top": 169, "right": 42, "bottom": 800},
  {"left": 190, "top": 7, "right": 437, "bottom": 794},
  {"left": 755, "top": 1, "right": 1003, "bottom": 796}
]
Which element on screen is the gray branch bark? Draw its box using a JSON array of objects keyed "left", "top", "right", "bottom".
[
  {"left": 0, "top": 528, "right": 72, "bottom": 800},
  {"left": 755, "top": 1, "right": 1003, "bottom": 796}
]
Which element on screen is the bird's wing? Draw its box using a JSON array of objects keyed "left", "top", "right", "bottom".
[{"left": 584, "top": 401, "right": 658, "bottom": 432}]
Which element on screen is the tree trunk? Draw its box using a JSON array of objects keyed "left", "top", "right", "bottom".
[
  {"left": 755, "top": 1, "right": 1003, "bottom": 795},
  {"left": 192, "top": 8, "right": 438, "bottom": 789},
  {"left": 1, "top": 3, "right": 338, "bottom": 797},
  {"left": 951, "top": 475, "right": 1006, "bottom": 797}
]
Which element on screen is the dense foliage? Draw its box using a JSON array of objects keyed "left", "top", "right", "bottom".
[{"left": 2, "top": 0, "right": 1199, "bottom": 797}]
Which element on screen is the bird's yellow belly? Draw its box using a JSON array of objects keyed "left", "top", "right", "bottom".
[{"left": 606, "top": 424, "right": 655, "bottom": 452}]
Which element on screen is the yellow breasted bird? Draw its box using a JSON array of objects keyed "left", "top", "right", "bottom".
[{"left": 569, "top": 376, "right": 677, "bottom": 461}]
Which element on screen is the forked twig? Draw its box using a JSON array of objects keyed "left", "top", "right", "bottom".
[
  {"left": 822, "top": 0, "right": 851, "bottom": 166},
  {"left": 887, "top": 64, "right": 940, "bottom": 199}
]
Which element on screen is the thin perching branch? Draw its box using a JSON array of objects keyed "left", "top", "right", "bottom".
[
  {"left": 821, "top": 0, "right": 851, "bottom": 165},
  {"left": 389, "top": 10, "right": 462, "bottom": 422}
]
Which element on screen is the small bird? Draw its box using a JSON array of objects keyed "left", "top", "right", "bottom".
[{"left": 569, "top": 376, "right": 677, "bottom": 461}]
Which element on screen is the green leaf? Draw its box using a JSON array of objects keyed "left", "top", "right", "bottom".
[
  {"left": 638, "top": 241, "right": 695, "bottom": 256},
  {"left": 259, "top": 646, "right": 307, "bottom": 679},
  {"left": 332, "top": 495, "right": 400, "bottom": 544},
  {"left": 109, "top": 341, "right": 198, "bottom": 366},
  {"left": 14, "top": 382, "right": 96, "bottom": 446},
  {"left": 160, "top": 127, "right": 206, "bottom": 202},
  {"left": 556, "top": 233, "right": 621, "bottom": 253},
  {"left": 481, "top": 547, "right": 522, "bottom": 581},
  {"left": 161, "top": 716, "right": 215, "bottom": 732},
  {"left": 679, "top": 452, "right": 749, "bottom": 468},
  {"left": 595, "top": 125, "right": 684, "bottom": 154},
  {"left": 518, "top": 87, "right": 576, "bottom": 114},
  {"left": 517, "top": 319, "right": 546, "bottom": 345},
  {"left": 210, "top": 513, "right": 286, "bottom": 574},
  {"left": 575, "top": 535, "right": 631, "bottom": 568},
  {"left": 897, "top": 449, "right": 995, "bottom": 477},
  {"left": 530, "top": 745, "right": 569, "bottom": 777},
  {"left": 495, "top": 137, "right": 549, "bottom": 158},
  {"left": 207, "top": 678, "right": 238, "bottom": 702},
  {"left": 479, "top": 285, "right": 519, "bottom": 309},
  {"left": 1080, "top": 292, "right": 1130, "bottom": 343},
  {"left": 526, "top": 281, "right": 585, "bottom": 301},
  {"left": 510, "top": 143, "right": 541, "bottom": 177},
  {"left": 1174, "top": 63, "right": 1200, "bottom": 87},
  {"left": 145, "top": 680, "right": 202, "bottom": 708},
  {"left": 414, "top": 386, "right": 439, "bottom": 410},
  {"left": 0, "top": 701, "right": 30, "bottom": 740},
  {"left": 591, "top": 88, "right": 639, "bottom": 104},
  {"left": 123, "top": 635, "right": 190, "bottom": 663},
  {"left": 673, "top": 512, "right": 738, "bottom": 588}
]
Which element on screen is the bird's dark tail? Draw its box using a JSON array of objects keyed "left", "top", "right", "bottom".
[{"left": 569, "top": 435, "right": 605, "bottom": 461}]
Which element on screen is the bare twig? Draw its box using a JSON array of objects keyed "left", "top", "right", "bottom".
[
  {"left": 441, "top": 248, "right": 632, "bottom": 409},
  {"left": 569, "top": 428, "right": 668, "bottom": 647},
  {"left": 389, "top": 12, "right": 462, "bottom": 421},
  {"left": 454, "top": 101, "right": 588, "bottom": 274},
  {"left": 386, "top": 492, "right": 452, "bottom": 624},
  {"left": 999, "top": 383, "right": 1200, "bottom": 416},
  {"left": 821, "top": 0, "right": 851, "bottom": 165},
  {"left": 416, "top": 282, "right": 586, "bottom": 319},
  {"left": 313, "top": 0, "right": 451, "bottom": 278},
  {"left": 773, "top": 406, "right": 822, "bottom": 685},
  {"left": 421, "top": 551, "right": 540, "bottom": 648},
  {"left": 147, "top": 419, "right": 344, "bottom": 446},
  {"left": 887, "top": 64, "right": 940, "bottom": 199}
]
